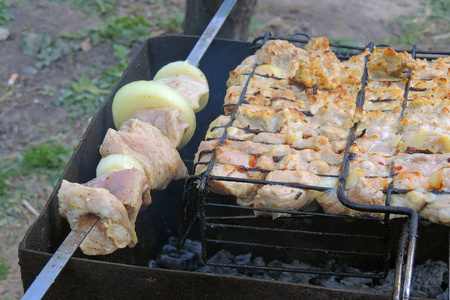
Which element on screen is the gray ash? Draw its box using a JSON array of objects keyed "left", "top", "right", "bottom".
[{"left": 149, "top": 237, "right": 449, "bottom": 299}]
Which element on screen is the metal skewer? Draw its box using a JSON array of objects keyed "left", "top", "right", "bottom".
[
  {"left": 21, "top": 1, "right": 237, "bottom": 299},
  {"left": 21, "top": 214, "right": 99, "bottom": 300}
]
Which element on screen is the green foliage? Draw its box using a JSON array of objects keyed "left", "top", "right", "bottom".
[
  {"left": 387, "top": 0, "right": 450, "bottom": 48},
  {"left": 62, "top": 16, "right": 150, "bottom": 46},
  {"left": 22, "top": 141, "right": 73, "bottom": 170},
  {"left": 49, "top": 0, "right": 116, "bottom": 16},
  {"left": 249, "top": 18, "right": 266, "bottom": 36},
  {"left": 0, "top": 140, "right": 73, "bottom": 224},
  {"left": 0, "top": 255, "right": 8, "bottom": 281},
  {"left": 0, "top": 0, "right": 14, "bottom": 26},
  {"left": 54, "top": 44, "right": 130, "bottom": 120},
  {"left": 22, "top": 31, "right": 80, "bottom": 69},
  {"left": 154, "top": 11, "right": 184, "bottom": 33}
]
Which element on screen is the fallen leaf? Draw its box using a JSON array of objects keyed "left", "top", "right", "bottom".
[{"left": 81, "top": 37, "right": 92, "bottom": 52}]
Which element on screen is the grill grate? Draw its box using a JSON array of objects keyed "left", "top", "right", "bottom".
[{"left": 179, "top": 33, "right": 450, "bottom": 299}]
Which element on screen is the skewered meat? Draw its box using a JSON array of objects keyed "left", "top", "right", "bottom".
[
  {"left": 58, "top": 168, "right": 148, "bottom": 255},
  {"left": 155, "top": 74, "right": 209, "bottom": 111},
  {"left": 58, "top": 69, "right": 209, "bottom": 255},
  {"left": 133, "top": 106, "right": 189, "bottom": 149},
  {"left": 100, "top": 118, "right": 188, "bottom": 190}
]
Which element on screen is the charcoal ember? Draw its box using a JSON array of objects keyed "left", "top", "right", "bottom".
[
  {"left": 339, "top": 277, "right": 374, "bottom": 291},
  {"left": 376, "top": 270, "right": 395, "bottom": 294},
  {"left": 250, "top": 256, "right": 266, "bottom": 276},
  {"left": 204, "top": 250, "right": 240, "bottom": 275},
  {"left": 209, "top": 250, "right": 236, "bottom": 264},
  {"left": 437, "top": 288, "right": 449, "bottom": 300},
  {"left": 411, "top": 259, "right": 447, "bottom": 298},
  {"left": 197, "top": 265, "right": 216, "bottom": 274},
  {"left": 236, "top": 253, "right": 252, "bottom": 265},
  {"left": 266, "top": 259, "right": 284, "bottom": 280},
  {"left": 234, "top": 253, "right": 252, "bottom": 275},
  {"left": 312, "top": 275, "right": 343, "bottom": 289},
  {"left": 148, "top": 260, "right": 158, "bottom": 268},
  {"left": 167, "top": 236, "right": 178, "bottom": 247},
  {"left": 181, "top": 239, "right": 203, "bottom": 268},
  {"left": 157, "top": 249, "right": 195, "bottom": 271},
  {"left": 278, "top": 272, "right": 295, "bottom": 283},
  {"left": 290, "top": 260, "right": 317, "bottom": 284},
  {"left": 162, "top": 244, "right": 177, "bottom": 252},
  {"left": 182, "top": 239, "right": 202, "bottom": 260},
  {"left": 292, "top": 272, "right": 316, "bottom": 284}
]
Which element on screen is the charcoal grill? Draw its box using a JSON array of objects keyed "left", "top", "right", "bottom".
[{"left": 19, "top": 34, "right": 449, "bottom": 299}]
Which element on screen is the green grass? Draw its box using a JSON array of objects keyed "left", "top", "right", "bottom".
[
  {"left": 0, "top": 140, "right": 73, "bottom": 225},
  {"left": 61, "top": 16, "right": 150, "bottom": 46},
  {"left": 386, "top": 0, "right": 450, "bottom": 49},
  {"left": 0, "top": 0, "right": 14, "bottom": 26},
  {"left": 53, "top": 44, "right": 131, "bottom": 120},
  {"left": 154, "top": 10, "right": 184, "bottom": 33},
  {"left": 49, "top": 0, "right": 117, "bottom": 16},
  {"left": 0, "top": 255, "right": 8, "bottom": 281},
  {"left": 22, "top": 31, "right": 80, "bottom": 69},
  {"left": 249, "top": 17, "right": 266, "bottom": 37}
]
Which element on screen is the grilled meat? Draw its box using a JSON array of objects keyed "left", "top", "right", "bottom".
[
  {"left": 58, "top": 72, "right": 208, "bottom": 255},
  {"left": 195, "top": 37, "right": 449, "bottom": 225},
  {"left": 133, "top": 106, "right": 189, "bottom": 148},
  {"left": 58, "top": 169, "right": 148, "bottom": 255},
  {"left": 155, "top": 74, "right": 208, "bottom": 111},
  {"left": 100, "top": 119, "right": 187, "bottom": 190}
]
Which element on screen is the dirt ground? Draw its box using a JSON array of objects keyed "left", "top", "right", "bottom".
[{"left": 0, "top": 0, "right": 441, "bottom": 298}]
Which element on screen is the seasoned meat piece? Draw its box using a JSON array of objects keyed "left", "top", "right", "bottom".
[
  {"left": 390, "top": 191, "right": 428, "bottom": 215},
  {"left": 363, "top": 86, "right": 405, "bottom": 111},
  {"left": 307, "top": 87, "right": 356, "bottom": 115},
  {"left": 252, "top": 132, "right": 287, "bottom": 144},
  {"left": 393, "top": 172, "right": 428, "bottom": 191},
  {"left": 349, "top": 152, "right": 392, "bottom": 177},
  {"left": 410, "top": 77, "right": 449, "bottom": 92},
  {"left": 227, "top": 55, "right": 257, "bottom": 85},
  {"left": 318, "top": 126, "right": 349, "bottom": 141},
  {"left": 337, "top": 50, "right": 369, "bottom": 96},
  {"left": 155, "top": 74, "right": 208, "bottom": 111},
  {"left": 58, "top": 180, "right": 138, "bottom": 255},
  {"left": 133, "top": 106, "right": 189, "bottom": 148},
  {"left": 394, "top": 156, "right": 449, "bottom": 176},
  {"left": 345, "top": 176, "right": 386, "bottom": 207},
  {"left": 228, "top": 73, "right": 291, "bottom": 89},
  {"left": 84, "top": 169, "right": 150, "bottom": 223},
  {"left": 391, "top": 192, "right": 450, "bottom": 225},
  {"left": 254, "top": 39, "right": 308, "bottom": 78},
  {"left": 367, "top": 47, "right": 417, "bottom": 80},
  {"left": 253, "top": 170, "right": 321, "bottom": 218},
  {"left": 311, "top": 102, "right": 355, "bottom": 130},
  {"left": 400, "top": 98, "right": 450, "bottom": 132},
  {"left": 419, "top": 194, "right": 450, "bottom": 225},
  {"left": 411, "top": 57, "right": 450, "bottom": 80},
  {"left": 100, "top": 119, "right": 188, "bottom": 190},
  {"left": 292, "top": 53, "right": 340, "bottom": 90},
  {"left": 224, "top": 79, "right": 301, "bottom": 109},
  {"left": 316, "top": 190, "right": 384, "bottom": 219},
  {"left": 207, "top": 163, "right": 265, "bottom": 199},
  {"left": 253, "top": 185, "right": 312, "bottom": 219},
  {"left": 232, "top": 104, "right": 312, "bottom": 137},
  {"left": 429, "top": 167, "right": 450, "bottom": 192}
]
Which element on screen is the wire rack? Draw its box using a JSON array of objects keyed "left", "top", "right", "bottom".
[{"left": 179, "top": 32, "right": 450, "bottom": 299}]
